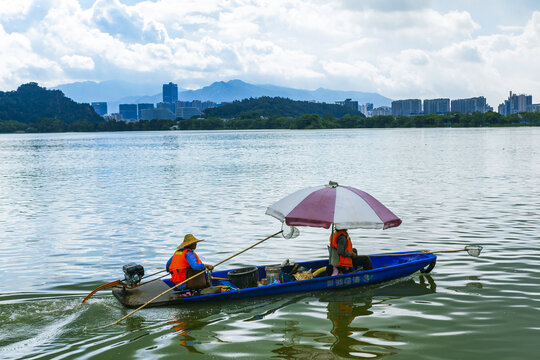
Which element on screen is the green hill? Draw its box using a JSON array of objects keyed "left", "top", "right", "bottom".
[
  {"left": 203, "top": 96, "right": 364, "bottom": 119},
  {"left": 0, "top": 82, "right": 103, "bottom": 126}
]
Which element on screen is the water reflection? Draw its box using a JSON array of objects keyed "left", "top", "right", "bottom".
[
  {"left": 170, "top": 316, "right": 206, "bottom": 354},
  {"left": 321, "top": 275, "right": 437, "bottom": 359},
  {"left": 165, "top": 275, "right": 437, "bottom": 358}
]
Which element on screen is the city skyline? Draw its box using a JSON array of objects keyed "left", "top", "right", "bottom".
[
  {"left": 106, "top": 81, "right": 535, "bottom": 120},
  {"left": 1, "top": 1, "right": 539, "bottom": 107}
]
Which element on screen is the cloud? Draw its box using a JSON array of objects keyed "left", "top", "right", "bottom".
[
  {"left": 61, "top": 55, "right": 95, "bottom": 70},
  {"left": 90, "top": 0, "right": 166, "bottom": 43},
  {"left": 340, "top": 0, "right": 431, "bottom": 12},
  {"left": 0, "top": 24, "right": 64, "bottom": 89},
  {"left": 0, "top": 0, "right": 33, "bottom": 19},
  {"left": 0, "top": 0, "right": 538, "bottom": 106}
]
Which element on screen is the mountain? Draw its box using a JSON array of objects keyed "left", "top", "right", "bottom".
[
  {"left": 204, "top": 96, "right": 363, "bottom": 119},
  {"left": 53, "top": 79, "right": 392, "bottom": 113},
  {"left": 0, "top": 82, "right": 103, "bottom": 125},
  {"left": 54, "top": 80, "right": 162, "bottom": 104}
]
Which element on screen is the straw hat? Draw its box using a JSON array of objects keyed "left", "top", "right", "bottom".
[{"left": 177, "top": 234, "right": 205, "bottom": 250}]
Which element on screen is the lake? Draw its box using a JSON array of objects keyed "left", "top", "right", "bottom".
[{"left": 0, "top": 128, "right": 539, "bottom": 359}]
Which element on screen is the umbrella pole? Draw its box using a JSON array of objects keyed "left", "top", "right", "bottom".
[{"left": 102, "top": 230, "right": 284, "bottom": 328}]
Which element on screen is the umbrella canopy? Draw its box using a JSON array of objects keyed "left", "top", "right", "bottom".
[{"left": 266, "top": 182, "right": 402, "bottom": 230}]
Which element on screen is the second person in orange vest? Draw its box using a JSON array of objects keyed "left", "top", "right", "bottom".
[
  {"left": 329, "top": 227, "right": 373, "bottom": 274},
  {"left": 164, "top": 234, "right": 214, "bottom": 289}
]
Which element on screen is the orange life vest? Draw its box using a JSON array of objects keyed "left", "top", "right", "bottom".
[
  {"left": 330, "top": 230, "right": 353, "bottom": 267},
  {"left": 168, "top": 248, "right": 203, "bottom": 284}
]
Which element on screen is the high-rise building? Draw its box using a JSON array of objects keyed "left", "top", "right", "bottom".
[
  {"left": 162, "top": 82, "right": 178, "bottom": 103},
  {"left": 137, "top": 103, "right": 154, "bottom": 119},
  {"left": 162, "top": 82, "right": 178, "bottom": 113},
  {"left": 201, "top": 100, "right": 218, "bottom": 110},
  {"left": 359, "top": 103, "right": 373, "bottom": 117},
  {"left": 91, "top": 102, "right": 108, "bottom": 116},
  {"left": 498, "top": 91, "right": 533, "bottom": 115},
  {"left": 176, "top": 107, "right": 201, "bottom": 119},
  {"left": 451, "top": 96, "right": 488, "bottom": 113},
  {"left": 157, "top": 101, "right": 175, "bottom": 113},
  {"left": 371, "top": 106, "right": 392, "bottom": 116},
  {"left": 175, "top": 101, "right": 191, "bottom": 108},
  {"left": 140, "top": 107, "right": 175, "bottom": 120},
  {"left": 191, "top": 100, "right": 202, "bottom": 111},
  {"left": 423, "top": 98, "right": 450, "bottom": 114},
  {"left": 392, "top": 99, "right": 422, "bottom": 117},
  {"left": 498, "top": 103, "right": 506, "bottom": 115},
  {"left": 119, "top": 104, "right": 138, "bottom": 121},
  {"left": 336, "top": 98, "right": 359, "bottom": 112},
  {"left": 153, "top": 108, "right": 175, "bottom": 120}
]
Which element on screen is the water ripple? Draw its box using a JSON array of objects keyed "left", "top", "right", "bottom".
[{"left": 1, "top": 129, "right": 539, "bottom": 359}]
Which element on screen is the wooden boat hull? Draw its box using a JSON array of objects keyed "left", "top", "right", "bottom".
[{"left": 112, "top": 252, "right": 436, "bottom": 308}]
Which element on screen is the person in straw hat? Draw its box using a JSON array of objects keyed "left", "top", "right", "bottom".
[{"left": 164, "top": 234, "right": 214, "bottom": 289}]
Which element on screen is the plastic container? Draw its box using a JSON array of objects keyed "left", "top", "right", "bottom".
[
  {"left": 227, "top": 267, "right": 259, "bottom": 289},
  {"left": 265, "top": 265, "right": 282, "bottom": 283}
]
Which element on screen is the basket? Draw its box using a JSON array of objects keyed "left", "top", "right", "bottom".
[{"left": 227, "top": 267, "right": 259, "bottom": 289}]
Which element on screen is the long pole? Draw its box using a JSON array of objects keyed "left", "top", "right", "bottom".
[{"left": 103, "top": 230, "right": 283, "bottom": 328}]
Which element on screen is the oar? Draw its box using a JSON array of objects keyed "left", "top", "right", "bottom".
[
  {"left": 81, "top": 269, "right": 167, "bottom": 304},
  {"left": 367, "top": 245, "right": 483, "bottom": 257},
  {"left": 103, "top": 230, "right": 284, "bottom": 328}
]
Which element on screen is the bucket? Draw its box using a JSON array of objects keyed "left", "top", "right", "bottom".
[
  {"left": 265, "top": 265, "right": 281, "bottom": 283},
  {"left": 227, "top": 267, "right": 259, "bottom": 289}
]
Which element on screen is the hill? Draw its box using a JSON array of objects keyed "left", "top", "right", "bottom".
[
  {"left": 203, "top": 96, "right": 364, "bottom": 119},
  {"left": 0, "top": 83, "right": 103, "bottom": 125},
  {"left": 53, "top": 80, "right": 162, "bottom": 104},
  {"left": 53, "top": 79, "right": 392, "bottom": 113}
]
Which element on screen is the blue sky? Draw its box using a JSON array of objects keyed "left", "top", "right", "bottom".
[{"left": 0, "top": 0, "right": 539, "bottom": 106}]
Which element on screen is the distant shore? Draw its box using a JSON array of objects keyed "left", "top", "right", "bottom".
[{"left": 1, "top": 111, "right": 539, "bottom": 134}]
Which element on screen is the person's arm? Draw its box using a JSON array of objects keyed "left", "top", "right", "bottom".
[
  {"left": 186, "top": 251, "right": 206, "bottom": 271},
  {"left": 165, "top": 256, "right": 173, "bottom": 272},
  {"left": 337, "top": 235, "right": 355, "bottom": 258}
]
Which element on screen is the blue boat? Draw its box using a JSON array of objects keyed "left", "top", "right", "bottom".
[{"left": 111, "top": 252, "right": 437, "bottom": 308}]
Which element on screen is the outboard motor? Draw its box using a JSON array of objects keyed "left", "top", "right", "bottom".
[{"left": 122, "top": 263, "right": 145, "bottom": 287}]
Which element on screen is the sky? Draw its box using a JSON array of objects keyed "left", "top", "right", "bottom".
[{"left": 0, "top": 0, "right": 539, "bottom": 106}]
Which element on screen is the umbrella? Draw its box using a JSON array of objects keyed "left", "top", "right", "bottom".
[{"left": 266, "top": 181, "right": 402, "bottom": 230}]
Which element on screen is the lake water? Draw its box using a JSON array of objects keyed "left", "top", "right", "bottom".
[{"left": 0, "top": 128, "right": 539, "bottom": 359}]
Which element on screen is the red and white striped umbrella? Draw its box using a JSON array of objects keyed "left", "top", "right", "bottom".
[{"left": 266, "top": 182, "right": 402, "bottom": 230}]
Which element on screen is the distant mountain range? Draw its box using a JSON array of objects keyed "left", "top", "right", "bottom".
[{"left": 53, "top": 79, "right": 392, "bottom": 113}]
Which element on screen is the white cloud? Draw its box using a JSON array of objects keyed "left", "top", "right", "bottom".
[
  {"left": 61, "top": 55, "right": 95, "bottom": 70},
  {"left": 0, "top": 24, "right": 64, "bottom": 89},
  {"left": 340, "top": 0, "right": 432, "bottom": 13},
  {"left": 0, "top": 0, "right": 538, "bottom": 106},
  {"left": 0, "top": 0, "right": 33, "bottom": 19}
]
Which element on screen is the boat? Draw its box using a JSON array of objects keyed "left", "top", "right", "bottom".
[{"left": 112, "top": 252, "right": 437, "bottom": 308}]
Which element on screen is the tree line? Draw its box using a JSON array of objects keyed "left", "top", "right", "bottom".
[
  {"left": 178, "top": 111, "right": 540, "bottom": 130},
  {"left": 1, "top": 111, "right": 539, "bottom": 133}
]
